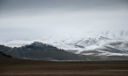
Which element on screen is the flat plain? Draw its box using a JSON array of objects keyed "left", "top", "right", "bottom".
[{"left": 0, "top": 58, "right": 128, "bottom": 76}]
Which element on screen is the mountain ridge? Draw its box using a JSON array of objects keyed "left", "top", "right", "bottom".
[{"left": 0, "top": 41, "right": 128, "bottom": 61}]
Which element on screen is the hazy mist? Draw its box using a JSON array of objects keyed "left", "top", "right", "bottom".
[{"left": 0, "top": 0, "right": 128, "bottom": 41}]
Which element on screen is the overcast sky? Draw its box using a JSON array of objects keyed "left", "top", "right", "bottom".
[{"left": 0, "top": 0, "right": 128, "bottom": 41}]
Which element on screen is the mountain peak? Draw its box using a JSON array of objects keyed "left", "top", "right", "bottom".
[{"left": 31, "top": 42, "right": 45, "bottom": 47}]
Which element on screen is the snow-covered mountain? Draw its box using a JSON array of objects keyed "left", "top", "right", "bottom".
[
  {"left": 1, "top": 31, "right": 128, "bottom": 58},
  {"left": 45, "top": 31, "right": 128, "bottom": 56},
  {"left": 0, "top": 42, "right": 87, "bottom": 61}
]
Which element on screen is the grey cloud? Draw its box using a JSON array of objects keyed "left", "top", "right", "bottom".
[
  {"left": 0, "top": 0, "right": 128, "bottom": 41},
  {"left": 0, "top": 0, "right": 128, "bottom": 15}
]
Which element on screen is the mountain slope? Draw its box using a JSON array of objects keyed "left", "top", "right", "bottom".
[{"left": 0, "top": 42, "right": 87, "bottom": 61}]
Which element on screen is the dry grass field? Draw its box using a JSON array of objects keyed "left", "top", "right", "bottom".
[{"left": 0, "top": 58, "right": 128, "bottom": 76}]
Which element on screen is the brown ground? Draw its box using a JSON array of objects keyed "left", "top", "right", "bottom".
[{"left": 0, "top": 58, "right": 128, "bottom": 76}]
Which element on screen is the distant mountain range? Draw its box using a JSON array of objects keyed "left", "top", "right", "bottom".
[
  {"left": 0, "top": 42, "right": 87, "bottom": 61},
  {"left": 0, "top": 31, "right": 128, "bottom": 61},
  {"left": 0, "top": 41, "right": 128, "bottom": 61}
]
